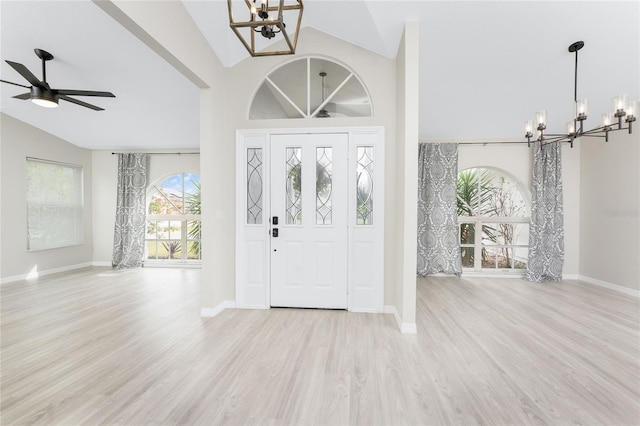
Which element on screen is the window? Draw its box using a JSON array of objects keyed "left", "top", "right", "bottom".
[
  {"left": 250, "top": 57, "right": 372, "bottom": 119},
  {"left": 26, "top": 158, "right": 83, "bottom": 251},
  {"left": 457, "top": 168, "right": 529, "bottom": 272},
  {"left": 146, "top": 173, "right": 201, "bottom": 263}
]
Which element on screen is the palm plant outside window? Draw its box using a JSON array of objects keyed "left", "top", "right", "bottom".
[
  {"left": 457, "top": 168, "right": 529, "bottom": 271},
  {"left": 146, "top": 173, "right": 201, "bottom": 263}
]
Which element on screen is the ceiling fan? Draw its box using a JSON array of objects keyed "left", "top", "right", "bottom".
[{"left": 0, "top": 48, "right": 115, "bottom": 111}]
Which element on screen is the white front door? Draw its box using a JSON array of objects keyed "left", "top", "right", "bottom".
[{"left": 270, "top": 133, "right": 348, "bottom": 308}]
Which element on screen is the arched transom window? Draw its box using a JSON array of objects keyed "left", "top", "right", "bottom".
[
  {"left": 457, "top": 168, "right": 530, "bottom": 272},
  {"left": 250, "top": 57, "right": 372, "bottom": 119}
]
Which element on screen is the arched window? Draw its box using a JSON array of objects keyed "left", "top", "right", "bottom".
[
  {"left": 249, "top": 57, "right": 372, "bottom": 119},
  {"left": 145, "top": 173, "right": 201, "bottom": 264},
  {"left": 457, "top": 168, "right": 529, "bottom": 272}
]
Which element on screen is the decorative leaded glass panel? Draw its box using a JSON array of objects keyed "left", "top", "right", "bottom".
[
  {"left": 286, "top": 147, "right": 302, "bottom": 225},
  {"left": 247, "top": 148, "right": 263, "bottom": 224},
  {"left": 316, "top": 147, "right": 333, "bottom": 225},
  {"left": 356, "top": 146, "right": 374, "bottom": 225}
]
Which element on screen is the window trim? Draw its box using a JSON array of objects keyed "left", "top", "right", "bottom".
[
  {"left": 26, "top": 157, "right": 84, "bottom": 251},
  {"left": 249, "top": 56, "right": 373, "bottom": 120},
  {"left": 145, "top": 173, "right": 201, "bottom": 265},
  {"left": 457, "top": 167, "right": 530, "bottom": 273}
]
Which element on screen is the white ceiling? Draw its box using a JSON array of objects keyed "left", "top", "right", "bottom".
[
  {"left": 0, "top": 0, "right": 199, "bottom": 150},
  {"left": 1, "top": 1, "right": 638, "bottom": 149}
]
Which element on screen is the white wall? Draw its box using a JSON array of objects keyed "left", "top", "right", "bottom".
[
  {"left": 394, "top": 21, "right": 420, "bottom": 331},
  {"left": 579, "top": 130, "right": 639, "bottom": 291},
  {"left": 0, "top": 113, "right": 93, "bottom": 281},
  {"left": 91, "top": 150, "right": 200, "bottom": 264}
]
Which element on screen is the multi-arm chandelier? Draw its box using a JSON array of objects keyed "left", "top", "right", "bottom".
[
  {"left": 227, "top": 0, "right": 304, "bottom": 57},
  {"left": 524, "top": 41, "right": 637, "bottom": 147}
]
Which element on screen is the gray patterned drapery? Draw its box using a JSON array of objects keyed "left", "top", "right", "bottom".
[
  {"left": 112, "top": 153, "right": 148, "bottom": 269},
  {"left": 525, "top": 141, "right": 564, "bottom": 282},
  {"left": 417, "top": 143, "right": 462, "bottom": 276}
]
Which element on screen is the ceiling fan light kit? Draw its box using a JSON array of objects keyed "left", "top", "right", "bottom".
[
  {"left": 0, "top": 48, "right": 115, "bottom": 111},
  {"left": 227, "top": 0, "right": 303, "bottom": 57},
  {"left": 31, "top": 86, "right": 59, "bottom": 108},
  {"left": 525, "top": 41, "right": 636, "bottom": 148}
]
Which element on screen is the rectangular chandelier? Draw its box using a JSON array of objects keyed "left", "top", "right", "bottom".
[{"left": 227, "top": 0, "right": 304, "bottom": 57}]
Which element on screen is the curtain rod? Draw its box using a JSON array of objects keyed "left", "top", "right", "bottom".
[
  {"left": 457, "top": 141, "right": 531, "bottom": 146},
  {"left": 423, "top": 140, "right": 571, "bottom": 146},
  {"left": 111, "top": 152, "right": 200, "bottom": 155}
]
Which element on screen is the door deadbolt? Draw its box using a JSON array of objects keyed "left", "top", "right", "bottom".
[{"left": 271, "top": 228, "right": 279, "bottom": 238}]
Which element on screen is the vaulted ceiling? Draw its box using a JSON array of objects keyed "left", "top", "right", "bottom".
[{"left": 1, "top": 1, "right": 638, "bottom": 149}]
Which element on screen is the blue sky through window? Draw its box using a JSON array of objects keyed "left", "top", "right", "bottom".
[{"left": 160, "top": 173, "right": 200, "bottom": 196}]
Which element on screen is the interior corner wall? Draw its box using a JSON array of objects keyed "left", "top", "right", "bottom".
[
  {"left": 0, "top": 113, "right": 93, "bottom": 281},
  {"left": 91, "top": 150, "right": 200, "bottom": 264},
  {"left": 395, "top": 21, "right": 419, "bottom": 330},
  {"left": 579, "top": 130, "right": 640, "bottom": 291},
  {"left": 225, "top": 27, "right": 398, "bottom": 308}
]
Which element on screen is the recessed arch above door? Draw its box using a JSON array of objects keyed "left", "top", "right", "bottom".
[{"left": 249, "top": 57, "right": 373, "bottom": 120}]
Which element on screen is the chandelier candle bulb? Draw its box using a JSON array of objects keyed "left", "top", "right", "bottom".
[
  {"left": 626, "top": 101, "right": 637, "bottom": 120},
  {"left": 576, "top": 99, "right": 588, "bottom": 120},
  {"left": 536, "top": 110, "right": 547, "bottom": 130},
  {"left": 524, "top": 120, "right": 534, "bottom": 136},
  {"left": 567, "top": 122, "right": 576, "bottom": 135},
  {"left": 613, "top": 95, "right": 628, "bottom": 114}
]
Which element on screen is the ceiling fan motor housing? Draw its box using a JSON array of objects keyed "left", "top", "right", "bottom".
[{"left": 31, "top": 85, "right": 59, "bottom": 107}]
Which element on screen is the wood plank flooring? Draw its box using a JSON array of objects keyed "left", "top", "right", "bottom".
[{"left": 1, "top": 268, "right": 638, "bottom": 425}]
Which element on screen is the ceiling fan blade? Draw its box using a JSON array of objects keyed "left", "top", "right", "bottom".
[
  {"left": 12, "top": 93, "right": 32, "bottom": 100},
  {"left": 5, "top": 61, "right": 42, "bottom": 87},
  {"left": 59, "top": 95, "right": 104, "bottom": 111},
  {"left": 57, "top": 89, "right": 115, "bottom": 98},
  {"left": 0, "top": 79, "right": 31, "bottom": 89}
]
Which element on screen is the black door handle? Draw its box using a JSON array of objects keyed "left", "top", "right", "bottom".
[{"left": 271, "top": 228, "right": 279, "bottom": 238}]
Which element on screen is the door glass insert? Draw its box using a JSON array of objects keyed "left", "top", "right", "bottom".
[
  {"left": 316, "top": 147, "right": 333, "bottom": 225},
  {"left": 285, "top": 147, "right": 302, "bottom": 225},
  {"left": 247, "top": 148, "right": 263, "bottom": 224},
  {"left": 356, "top": 146, "right": 374, "bottom": 225}
]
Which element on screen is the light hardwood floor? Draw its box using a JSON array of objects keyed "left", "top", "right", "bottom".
[{"left": 1, "top": 268, "right": 639, "bottom": 425}]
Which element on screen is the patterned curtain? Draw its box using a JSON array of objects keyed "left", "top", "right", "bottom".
[
  {"left": 525, "top": 141, "right": 564, "bottom": 282},
  {"left": 112, "top": 153, "right": 148, "bottom": 269},
  {"left": 417, "top": 143, "right": 462, "bottom": 276}
]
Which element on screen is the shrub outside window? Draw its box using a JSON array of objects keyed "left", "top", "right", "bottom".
[{"left": 457, "top": 168, "right": 529, "bottom": 272}]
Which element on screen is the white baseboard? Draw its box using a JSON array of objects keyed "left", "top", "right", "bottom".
[
  {"left": 201, "top": 300, "right": 236, "bottom": 318},
  {"left": 1, "top": 262, "right": 94, "bottom": 285},
  {"left": 384, "top": 305, "right": 417, "bottom": 334},
  {"left": 92, "top": 261, "right": 112, "bottom": 267},
  {"left": 572, "top": 275, "right": 640, "bottom": 298},
  {"left": 401, "top": 323, "right": 418, "bottom": 334}
]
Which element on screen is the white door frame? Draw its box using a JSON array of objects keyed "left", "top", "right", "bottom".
[{"left": 235, "top": 126, "right": 385, "bottom": 312}]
